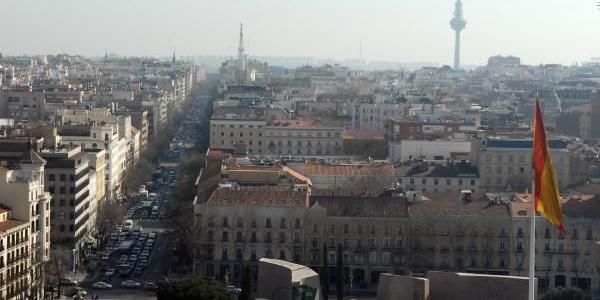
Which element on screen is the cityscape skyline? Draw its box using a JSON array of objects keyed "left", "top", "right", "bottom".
[{"left": 1, "top": 0, "right": 599, "bottom": 66}]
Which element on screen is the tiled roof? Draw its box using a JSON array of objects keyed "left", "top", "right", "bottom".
[
  {"left": 0, "top": 219, "right": 27, "bottom": 233},
  {"left": 207, "top": 186, "right": 308, "bottom": 207},
  {"left": 299, "top": 163, "right": 396, "bottom": 177},
  {"left": 409, "top": 193, "right": 510, "bottom": 217}
]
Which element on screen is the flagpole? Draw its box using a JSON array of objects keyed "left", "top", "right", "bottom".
[
  {"left": 529, "top": 95, "right": 537, "bottom": 300},
  {"left": 528, "top": 178, "right": 536, "bottom": 300}
]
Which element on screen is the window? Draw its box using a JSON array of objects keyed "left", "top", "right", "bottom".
[
  {"left": 279, "top": 232, "right": 286, "bottom": 243},
  {"left": 59, "top": 187, "right": 66, "bottom": 194},
  {"left": 446, "top": 178, "right": 451, "bottom": 185},
  {"left": 222, "top": 217, "right": 229, "bottom": 227},
  {"left": 344, "top": 224, "right": 349, "bottom": 234},
  {"left": 312, "top": 224, "right": 318, "bottom": 233},
  {"left": 280, "top": 218, "right": 286, "bottom": 229},
  {"left": 294, "top": 218, "right": 301, "bottom": 229},
  {"left": 59, "top": 174, "right": 66, "bottom": 181},
  {"left": 266, "top": 218, "right": 271, "bottom": 228},
  {"left": 329, "top": 224, "right": 335, "bottom": 234},
  {"left": 222, "top": 231, "right": 229, "bottom": 242},
  {"left": 357, "top": 224, "right": 362, "bottom": 234},
  {"left": 49, "top": 174, "right": 55, "bottom": 181},
  {"left": 207, "top": 231, "right": 214, "bottom": 241}
]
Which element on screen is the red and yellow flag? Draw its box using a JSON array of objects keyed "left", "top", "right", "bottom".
[{"left": 533, "top": 100, "right": 565, "bottom": 234}]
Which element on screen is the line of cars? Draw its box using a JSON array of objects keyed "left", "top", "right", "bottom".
[{"left": 94, "top": 221, "right": 159, "bottom": 291}]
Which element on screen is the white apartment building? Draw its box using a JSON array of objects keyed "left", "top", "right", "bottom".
[
  {"left": 55, "top": 108, "right": 140, "bottom": 165},
  {"left": 352, "top": 102, "right": 407, "bottom": 130},
  {"left": 60, "top": 124, "right": 127, "bottom": 201},
  {"left": 396, "top": 162, "right": 480, "bottom": 195},
  {"left": 0, "top": 149, "right": 52, "bottom": 299}
]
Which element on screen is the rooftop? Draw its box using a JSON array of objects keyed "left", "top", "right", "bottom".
[
  {"left": 0, "top": 219, "right": 27, "bottom": 233},
  {"left": 312, "top": 194, "right": 409, "bottom": 218},
  {"left": 267, "top": 117, "right": 342, "bottom": 129},
  {"left": 486, "top": 139, "right": 567, "bottom": 150},
  {"left": 207, "top": 186, "right": 308, "bottom": 207},
  {"left": 294, "top": 162, "right": 396, "bottom": 177}
]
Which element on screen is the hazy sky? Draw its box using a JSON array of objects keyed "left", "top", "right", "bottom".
[{"left": 1, "top": 0, "right": 599, "bottom": 66}]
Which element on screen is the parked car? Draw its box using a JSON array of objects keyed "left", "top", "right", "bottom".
[
  {"left": 104, "top": 269, "right": 115, "bottom": 277},
  {"left": 121, "top": 280, "right": 141, "bottom": 288},
  {"left": 92, "top": 282, "right": 113, "bottom": 289}
]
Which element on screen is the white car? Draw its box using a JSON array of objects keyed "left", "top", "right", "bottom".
[
  {"left": 92, "top": 282, "right": 113, "bottom": 289},
  {"left": 104, "top": 269, "right": 115, "bottom": 277},
  {"left": 226, "top": 285, "right": 241, "bottom": 295},
  {"left": 121, "top": 280, "right": 141, "bottom": 288}
]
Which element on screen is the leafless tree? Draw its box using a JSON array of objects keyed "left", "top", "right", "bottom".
[
  {"left": 95, "top": 202, "right": 125, "bottom": 248},
  {"left": 45, "top": 245, "right": 73, "bottom": 298}
]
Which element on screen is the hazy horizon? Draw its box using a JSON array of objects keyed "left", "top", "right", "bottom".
[{"left": 1, "top": 0, "right": 599, "bottom": 66}]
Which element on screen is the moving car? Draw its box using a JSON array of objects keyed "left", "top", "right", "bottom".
[
  {"left": 143, "top": 282, "right": 158, "bottom": 290},
  {"left": 121, "top": 280, "right": 141, "bottom": 288},
  {"left": 226, "top": 285, "right": 242, "bottom": 296},
  {"left": 92, "top": 282, "right": 113, "bottom": 289}
]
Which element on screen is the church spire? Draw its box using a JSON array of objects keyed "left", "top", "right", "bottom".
[{"left": 172, "top": 49, "right": 176, "bottom": 63}]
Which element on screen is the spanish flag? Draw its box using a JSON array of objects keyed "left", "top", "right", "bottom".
[{"left": 533, "top": 100, "right": 565, "bottom": 234}]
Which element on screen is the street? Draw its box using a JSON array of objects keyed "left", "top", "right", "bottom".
[{"left": 59, "top": 86, "right": 213, "bottom": 299}]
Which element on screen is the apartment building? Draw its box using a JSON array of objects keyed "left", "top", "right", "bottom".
[
  {"left": 289, "top": 162, "right": 397, "bottom": 196},
  {"left": 305, "top": 193, "right": 409, "bottom": 287},
  {"left": 209, "top": 107, "right": 267, "bottom": 155},
  {"left": 0, "top": 146, "right": 52, "bottom": 300},
  {"left": 55, "top": 108, "right": 140, "bottom": 166},
  {"left": 193, "top": 157, "right": 600, "bottom": 297},
  {"left": 0, "top": 88, "right": 45, "bottom": 120},
  {"left": 384, "top": 120, "right": 463, "bottom": 141},
  {"left": 396, "top": 162, "right": 479, "bottom": 195},
  {"left": 510, "top": 193, "right": 600, "bottom": 295},
  {"left": 352, "top": 102, "right": 407, "bottom": 130},
  {"left": 265, "top": 118, "right": 343, "bottom": 156},
  {"left": 115, "top": 108, "right": 148, "bottom": 152},
  {"left": 0, "top": 208, "right": 33, "bottom": 300},
  {"left": 470, "top": 134, "right": 574, "bottom": 192},
  {"left": 193, "top": 186, "right": 310, "bottom": 283},
  {"left": 40, "top": 146, "right": 93, "bottom": 248},
  {"left": 59, "top": 124, "right": 127, "bottom": 201}
]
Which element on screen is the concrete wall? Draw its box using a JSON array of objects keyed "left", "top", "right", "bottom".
[
  {"left": 256, "top": 258, "right": 320, "bottom": 300},
  {"left": 377, "top": 273, "right": 429, "bottom": 300},
  {"left": 426, "top": 271, "right": 532, "bottom": 300}
]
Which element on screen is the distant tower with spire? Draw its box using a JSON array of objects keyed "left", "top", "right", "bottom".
[
  {"left": 238, "top": 23, "right": 245, "bottom": 61},
  {"left": 450, "top": 0, "right": 466, "bottom": 69},
  {"left": 236, "top": 23, "right": 248, "bottom": 84},
  {"left": 172, "top": 50, "right": 176, "bottom": 63}
]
